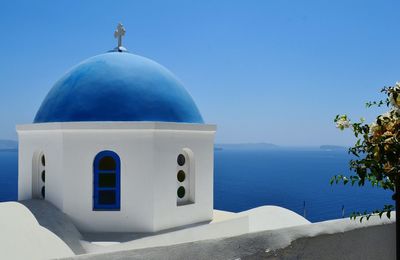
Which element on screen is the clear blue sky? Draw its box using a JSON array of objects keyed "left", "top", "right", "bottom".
[{"left": 0, "top": 0, "right": 399, "bottom": 145}]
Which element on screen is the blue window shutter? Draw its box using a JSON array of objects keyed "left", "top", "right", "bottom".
[{"left": 93, "top": 150, "right": 121, "bottom": 211}]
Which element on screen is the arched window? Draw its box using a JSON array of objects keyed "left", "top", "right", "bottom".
[
  {"left": 32, "top": 151, "right": 46, "bottom": 200},
  {"left": 93, "top": 151, "right": 120, "bottom": 211},
  {"left": 176, "top": 148, "right": 195, "bottom": 206}
]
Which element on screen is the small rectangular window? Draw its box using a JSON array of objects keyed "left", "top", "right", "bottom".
[
  {"left": 99, "top": 156, "right": 116, "bottom": 170},
  {"left": 98, "top": 190, "right": 116, "bottom": 205},
  {"left": 99, "top": 173, "right": 116, "bottom": 188}
]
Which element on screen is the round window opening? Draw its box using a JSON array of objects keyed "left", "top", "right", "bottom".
[
  {"left": 41, "top": 154, "right": 46, "bottom": 167},
  {"left": 41, "top": 170, "right": 45, "bottom": 183},
  {"left": 41, "top": 186, "right": 45, "bottom": 199},
  {"left": 177, "top": 186, "right": 186, "bottom": 198},
  {"left": 177, "top": 154, "right": 186, "bottom": 166},
  {"left": 177, "top": 170, "right": 186, "bottom": 182}
]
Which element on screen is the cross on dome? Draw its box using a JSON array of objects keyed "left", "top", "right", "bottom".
[{"left": 114, "top": 23, "right": 127, "bottom": 52}]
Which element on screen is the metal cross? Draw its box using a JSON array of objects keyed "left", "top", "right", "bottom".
[{"left": 114, "top": 23, "right": 126, "bottom": 48}]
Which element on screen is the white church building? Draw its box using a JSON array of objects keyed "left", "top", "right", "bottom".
[
  {"left": 1, "top": 24, "right": 317, "bottom": 260},
  {"left": 16, "top": 24, "right": 216, "bottom": 233}
]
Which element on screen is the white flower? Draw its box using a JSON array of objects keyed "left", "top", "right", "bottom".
[
  {"left": 380, "top": 111, "right": 391, "bottom": 118},
  {"left": 389, "top": 93, "right": 398, "bottom": 108},
  {"left": 370, "top": 122, "right": 380, "bottom": 135},
  {"left": 389, "top": 83, "right": 400, "bottom": 109},
  {"left": 336, "top": 115, "right": 351, "bottom": 130}
]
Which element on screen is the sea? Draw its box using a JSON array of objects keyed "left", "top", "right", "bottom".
[{"left": 0, "top": 148, "right": 393, "bottom": 222}]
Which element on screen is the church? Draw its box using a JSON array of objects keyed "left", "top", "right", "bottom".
[{"left": 16, "top": 24, "right": 216, "bottom": 232}]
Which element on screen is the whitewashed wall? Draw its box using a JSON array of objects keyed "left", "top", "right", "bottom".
[
  {"left": 17, "top": 122, "right": 216, "bottom": 233},
  {"left": 153, "top": 130, "right": 214, "bottom": 231},
  {"left": 17, "top": 130, "right": 64, "bottom": 209}
]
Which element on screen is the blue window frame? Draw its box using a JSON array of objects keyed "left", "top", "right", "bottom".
[{"left": 93, "top": 150, "right": 120, "bottom": 211}]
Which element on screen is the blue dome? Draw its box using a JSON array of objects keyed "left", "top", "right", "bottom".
[{"left": 34, "top": 52, "right": 204, "bottom": 124}]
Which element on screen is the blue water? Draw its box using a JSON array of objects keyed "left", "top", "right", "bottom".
[
  {"left": 0, "top": 150, "right": 18, "bottom": 201},
  {"left": 0, "top": 148, "right": 393, "bottom": 222},
  {"left": 214, "top": 148, "right": 393, "bottom": 222}
]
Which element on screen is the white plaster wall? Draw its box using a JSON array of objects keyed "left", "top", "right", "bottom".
[
  {"left": 153, "top": 130, "right": 215, "bottom": 231},
  {"left": 0, "top": 202, "right": 74, "bottom": 260},
  {"left": 76, "top": 216, "right": 395, "bottom": 260},
  {"left": 17, "top": 130, "right": 64, "bottom": 209},
  {"left": 61, "top": 129, "right": 155, "bottom": 232},
  {"left": 86, "top": 214, "right": 249, "bottom": 254},
  {"left": 17, "top": 122, "right": 216, "bottom": 233}
]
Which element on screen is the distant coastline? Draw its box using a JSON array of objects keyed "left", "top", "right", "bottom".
[
  {"left": 214, "top": 143, "right": 349, "bottom": 151},
  {"left": 0, "top": 148, "right": 17, "bottom": 152},
  {"left": 319, "top": 145, "right": 348, "bottom": 151},
  {"left": 0, "top": 139, "right": 348, "bottom": 152},
  {"left": 215, "top": 143, "right": 278, "bottom": 151},
  {"left": 0, "top": 140, "right": 17, "bottom": 150}
]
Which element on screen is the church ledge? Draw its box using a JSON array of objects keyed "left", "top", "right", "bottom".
[{"left": 16, "top": 121, "right": 217, "bottom": 132}]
